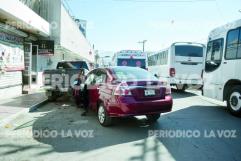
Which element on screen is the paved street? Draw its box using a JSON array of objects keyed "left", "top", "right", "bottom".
[{"left": 0, "top": 90, "right": 241, "bottom": 161}]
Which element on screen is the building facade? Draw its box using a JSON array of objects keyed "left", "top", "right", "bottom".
[{"left": 0, "top": 0, "right": 94, "bottom": 99}]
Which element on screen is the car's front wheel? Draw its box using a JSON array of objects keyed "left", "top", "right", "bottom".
[
  {"left": 227, "top": 85, "right": 241, "bottom": 116},
  {"left": 146, "top": 114, "right": 161, "bottom": 123},
  {"left": 98, "top": 103, "right": 112, "bottom": 126}
]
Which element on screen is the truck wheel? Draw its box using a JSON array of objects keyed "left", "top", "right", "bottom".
[
  {"left": 227, "top": 85, "right": 241, "bottom": 116},
  {"left": 146, "top": 114, "right": 160, "bottom": 123},
  {"left": 176, "top": 84, "right": 186, "bottom": 92},
  {"left": 98, "top": 103, "right": 112, "bottom": 126}
]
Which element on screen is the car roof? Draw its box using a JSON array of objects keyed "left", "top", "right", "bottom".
[{"left": 107, "top": 66, "right": 143, "bottom": 70}]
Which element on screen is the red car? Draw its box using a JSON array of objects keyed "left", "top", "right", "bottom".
[{"left": 83, "top": 66, "right": 173, "bottom": 126}]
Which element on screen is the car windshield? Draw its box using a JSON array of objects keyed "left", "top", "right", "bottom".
[
  {"left": 175, "top": 45, "right": 203, "bottom": 57},
  {"left": 112, "top": 67, "right": 157, "bottom": 81}
]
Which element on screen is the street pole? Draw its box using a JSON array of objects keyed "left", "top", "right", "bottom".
[{"left": 138, "top": 40, "right": 147, "bottom": 52}]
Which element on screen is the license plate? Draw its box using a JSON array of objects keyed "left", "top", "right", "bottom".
[{"left": 144, "top": 90, "right": 155, "bottom": 96}]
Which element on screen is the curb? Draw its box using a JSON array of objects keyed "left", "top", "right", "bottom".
[
  {"left": 0, "top": 109, "right": 29, "bottom": 127},
  {"left": 29, "top": 99, "right": 49, "bottom": 112}
]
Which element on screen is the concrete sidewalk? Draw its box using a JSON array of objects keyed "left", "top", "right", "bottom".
[{"left": 0, "top": 92, "right": 48, "bottom": 122}]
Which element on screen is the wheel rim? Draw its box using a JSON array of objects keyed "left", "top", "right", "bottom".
[
  {"left": 98, "top": 105, "right": 105, "bottom": 124},
  {"left": 229, "top": 92, "right": 241, "bottom": 111}
]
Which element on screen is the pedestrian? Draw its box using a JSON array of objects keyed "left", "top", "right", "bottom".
[
  {"left": 73, "top": 69, "right": 85, "bottom": 108},
  {"left": 73, "top": 69, "right": 89, "bottom": 116}
]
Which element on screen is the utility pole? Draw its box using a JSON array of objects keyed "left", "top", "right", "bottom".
[{"left": 138, "top": 40, "right": 147, "bottom": 52}]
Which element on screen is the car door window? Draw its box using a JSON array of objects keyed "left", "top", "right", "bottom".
[
  {"left": 95, "top": 71, "right": 107, "bottom": 85},
  {"left": 85, "top": 73, "right": 95, "bottom": 85}
]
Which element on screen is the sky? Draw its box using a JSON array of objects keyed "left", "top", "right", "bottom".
[{"left": 66, "top": 0, "right": 241, "bottom": 55}]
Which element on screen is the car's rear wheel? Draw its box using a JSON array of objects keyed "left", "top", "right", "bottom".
[
  {"left": 176, "top": 84, "right": 186, "bottom": 92},
  {"left": 98, "top": 103, "right": 112, "bottom": 126},
  {"left": 227, "top": 85, "right": 241, "bottom": 116},
  {"left": 146, "top": 114, "right": 160, "bottom": 123}
]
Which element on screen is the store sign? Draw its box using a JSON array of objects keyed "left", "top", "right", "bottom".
[
  {"left": 34, "top": 40, "right": 54, "bottom": 55},
  {"left": 0, "top": 32, "right": 23, "bottom": 44}
]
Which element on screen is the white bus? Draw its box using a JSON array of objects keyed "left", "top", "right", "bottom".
[
  {"left": 112, "top": 50, "right": 148, "bottom": 69},
  {"left": 203, "top": 19, "right": 241, "bottom": 116},
  {"left": 148, "top": 42, "right": 205, "bottom": 91}
]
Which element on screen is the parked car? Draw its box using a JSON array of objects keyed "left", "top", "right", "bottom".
[
  {"left": 82, "top": 66, "right": 173, "bottom": 126},
  {"left": 43, "top": 60, "right": 90, "bottom": 101}
]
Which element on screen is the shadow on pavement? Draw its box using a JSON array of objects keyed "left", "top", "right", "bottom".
[
  {"left": 130, "top": 105, "right": 241, "bottom": 161},
  {"left": 31, "top": 102, "right": 157, "bottom": 152},
  {"left": 1, "top": 92, "right": 240, "bottom": 161},
  {"left": 25, "top": 100, "right": 241, "bottom": 161}
]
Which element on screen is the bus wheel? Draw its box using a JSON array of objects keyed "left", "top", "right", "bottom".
[
  {"left": 227, "top": 85, "right": 241, "bottom": 116},
  {"left": 176, "top": 84, "right": 186, "bottom": 92}
]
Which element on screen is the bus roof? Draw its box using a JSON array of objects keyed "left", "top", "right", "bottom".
[
  {"left": 171, "top": 42, "right": 205, "bottom": 47},
  {"left": 149, "top": 42, "right": 205, "bottom": 57},
  {"left": 117, "top": 50, "right": 144, "bottom": 54},
  {"left": 208, "top": 19, "right": 241, "bottom": 40}
]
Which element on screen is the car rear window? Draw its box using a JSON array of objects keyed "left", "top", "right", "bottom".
[{"left": 112, "top": 67, "right": 157, "bottom": 81}]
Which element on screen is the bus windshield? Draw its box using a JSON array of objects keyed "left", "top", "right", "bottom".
[
  {"left": 117, "top": 59, "right": 146, "bottom": 69},
  {"left": 175, "top": 45, "right": 203, "bottom": 57}
]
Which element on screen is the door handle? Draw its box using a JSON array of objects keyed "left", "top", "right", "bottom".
[{"left": 223, "top": 62, "right": 227, "bottom": 64}]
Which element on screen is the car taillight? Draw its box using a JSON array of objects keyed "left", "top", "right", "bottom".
[
  {"left": 165, "top": 86, "right": 172, "bottom": 95},
  {"left": 114, "top": 82, "right": 132, "bottom": 96},
  {"left": 169, "top": 68, "right": 175, "bottom": 77}
]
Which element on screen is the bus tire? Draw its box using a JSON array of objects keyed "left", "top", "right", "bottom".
[
  {"left": 227, "top": 85, "right": 241, "bottom": 117},
  {"left": 176, "top": 84, "right": 186, "bottom": 92}
]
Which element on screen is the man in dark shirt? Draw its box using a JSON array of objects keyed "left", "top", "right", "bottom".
[{"left": 73, "top": 69, "right": 89, "bottom": 116}]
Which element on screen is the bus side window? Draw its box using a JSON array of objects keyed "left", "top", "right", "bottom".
[
  {"left": 205, "top": 39, "right": 223, "bottom": 72},
  {"left": 225, "top": 28, "right": 239, "bottom": 59},
  {"left": 238, "top": 29, "right": 241, "bottom": 58}
]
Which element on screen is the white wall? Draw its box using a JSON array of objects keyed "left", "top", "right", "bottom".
[
  {"left": 0, "top": 0, "right": 50, "bottom": 36},
  {"left": 60, "top": 5, "right": 94, "bottom": 63},
  {"left": 36, "top": 1, "right": 95, "bottom": 73}
]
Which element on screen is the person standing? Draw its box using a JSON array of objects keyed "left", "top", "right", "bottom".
[{"left": 73, "top": 69, "right": 89, "bottom": 116}]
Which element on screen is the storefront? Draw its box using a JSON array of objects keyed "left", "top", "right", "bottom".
[{"left": 0, "top": 31, "right": 24, "bottom": 99}]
